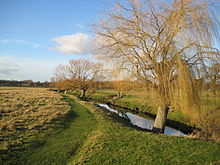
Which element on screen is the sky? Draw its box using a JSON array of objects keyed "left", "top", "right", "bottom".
[
  {"left": 0, "top": 0, "right": 219, "bottom": 82},
  {"left": 0, "top": 0, "right": 114, "bottom": 81}
]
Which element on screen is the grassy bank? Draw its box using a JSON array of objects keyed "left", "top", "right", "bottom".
[
  {"left": 1, "top": 95, "right": 97, "bottom": 165},
  {"left": 86, "top": 89, "right": 190, "bottom": 127},
  {"left": 69, "top": 96, "right": 220, "bottom": 165}
]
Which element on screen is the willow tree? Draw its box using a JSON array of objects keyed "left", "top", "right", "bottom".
[
  {"left": 94, "top": 0, "right": 220, "bottom": 133},
  {"left": 207, "top": 62, "right": 220, "bottom": 95},
  {"left": 54, "top": 59, "right": 103, "bottom": 98}
]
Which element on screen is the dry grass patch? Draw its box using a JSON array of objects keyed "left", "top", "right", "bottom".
[{"left": 0, "top": 87, "right": 70, "bottom": 152}]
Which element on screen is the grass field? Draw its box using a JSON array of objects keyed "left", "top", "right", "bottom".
[
  {"left": 0, "top": 87, "right": 70, "bottom": 161},
  {"left": 1, "top": 87, "right": 220, "bottom": 164}
]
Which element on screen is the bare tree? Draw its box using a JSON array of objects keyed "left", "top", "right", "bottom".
[
  {"left": 94, "top": 0, "right": 220, "bottom": 133},
  {"left": 54, "top": 59, "right": 103, "bottom": 98},
  {"left": 113, "top": 80, "right": 133, "bottom": 98},
  {"left": 110, "top": 68, "right": 134, "bottom": 98},
  {"left": 51, "top": 78, "right": 72, "bottom": 93}
]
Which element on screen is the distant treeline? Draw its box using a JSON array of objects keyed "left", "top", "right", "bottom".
[{"left": 0, "top": 80, "right": 50, "bottom": 87}]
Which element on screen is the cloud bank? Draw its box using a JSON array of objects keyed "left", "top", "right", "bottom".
[
  {"left": 0, "top": 56, "right": 61, "bottom": 81},
  {"left": 0, "top": 60, "right": 18, "bottom": 75},
  {"left": 51, "top": 33, "right": 93, "bottom": 55},
  {"left": 0, "top": 39, "right": 40, "bottom": 48}
]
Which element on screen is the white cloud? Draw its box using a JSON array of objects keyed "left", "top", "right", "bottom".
[
  {"left": 51, "top": 33, "right": 93, "bottom": 55},
  {"left": 0, "top": 39, "right": 40, "bottom": 48},
  {"left": 0, "top": 56, "right": 61, "bottom": 81}
]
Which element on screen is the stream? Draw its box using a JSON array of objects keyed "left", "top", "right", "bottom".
[{"left": 98, "top": 104, "right": 186, "bottom": 137}]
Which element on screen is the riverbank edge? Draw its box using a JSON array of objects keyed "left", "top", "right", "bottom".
[
  {"left": 84, "top": 97, "right": 195, "bottom": 134},
  {"left": 68, "top": 95, "right": 220, "bottom": 165}
]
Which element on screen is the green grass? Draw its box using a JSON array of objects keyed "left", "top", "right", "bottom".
[
  {"left": 1, "top": 95, "right": 97, "bottom": 165},
  {"left": 69, "top": 96, "right": 220, "bottom": 165}
]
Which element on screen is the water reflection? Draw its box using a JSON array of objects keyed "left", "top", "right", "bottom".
[{"left": 98, "top": 104, "right": 186, "bottom": 137}]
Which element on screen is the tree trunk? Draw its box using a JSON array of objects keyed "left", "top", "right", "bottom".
[
  {"left": 80, "top": 89, "right": 86, "bottom": 98},
  {"left": 153, "top": 105, "right": 169, "bottom": 133}
]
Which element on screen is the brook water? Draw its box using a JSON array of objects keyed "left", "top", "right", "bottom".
[{"left": 98, "top": 104, "right": 186, "bottom": 137}]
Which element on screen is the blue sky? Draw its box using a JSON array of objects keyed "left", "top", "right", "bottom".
[
  {"left": 0, "top": 0, "right": 113, "bottom": 81},
  {"left": 0, "top": 0, "right": 219, "bottom": 81}
]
